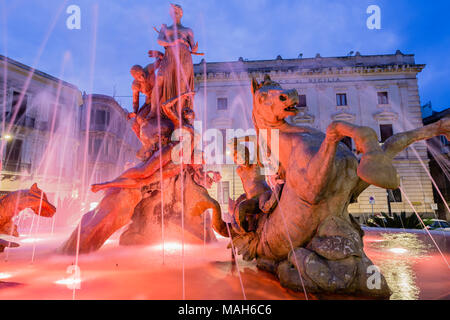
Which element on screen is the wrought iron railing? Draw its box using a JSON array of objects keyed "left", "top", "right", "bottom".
[
  {"left": 1, "top": 112, "right": 36, "bottom": 129},
  {"left": 1, "top": 161, "right": 31, "bottom": 173}
]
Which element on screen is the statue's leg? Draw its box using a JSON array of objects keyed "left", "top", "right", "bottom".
[
  {"left": 119, "top": 190, "right": 161, "bottom": 246},
  {"left": 351, "top": 117, "right": 450, "bottom": 198},
  {"left": 326, "top": 121, "right": 399, "bottom": 189},
  {"left": 302, "top": 120, "right": 392, "bottom": 204},
  {"left": 59, "top": 187, "right": 141, "bottom": 254},
  {"left": 184, "top": 171, "right": 227, "bottom": 239},
  {"left": 302, "top": 121, "right": 362, "bottom": 204},
  {"left": 91, "top": 177, "right": 142, "bottom": 193},
  {"left": 138, "top": 102, "right": 152, "bottom": 119},
  {"left": 301, "top": 128, "right": 339, "bottom": 204},
  {"left": 383, "top": 117, "right": 450, "bottom": 158},
  {"left": 115, "top": 145, "right": 173, "bottom": 180}
]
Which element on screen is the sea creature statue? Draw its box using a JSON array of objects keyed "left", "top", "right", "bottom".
[
  {"left": 212, "top": 75, "right": 450, "bottom": 298},
  {"left": 0, "top": 183, "right": 56, "bottom": 252},
  {"left": 60, "top": 4, "right": 219, "bottom": 254}
]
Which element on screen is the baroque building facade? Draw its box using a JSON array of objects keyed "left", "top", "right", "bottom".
[
  {"left": 0, "top": 56, "right": 139, "bottom": 219},
  {"left": 0, "top": 54, "right": 82, "bottom": 200},
  {"left": 193, "top": 51, "right": 437, "bottom": 218},
  {"left": 79, "top": 94, "right": 139, "bottom": 188}
]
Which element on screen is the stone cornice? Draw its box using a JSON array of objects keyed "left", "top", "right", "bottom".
[
  {"left": 292, "top": 111, "right": 315, "bottom": 124},
  {"left": 0, "top": 55, "right": 80, "bottom": 91},
  {"left": 373, "top": 110, "right": 399, "bottom": 122},
  {"left": 194, "top": 64, "right": 425, "bottom": 81},
  {"left": 332, "top": 111, "right": 356, "bottom": 123}
]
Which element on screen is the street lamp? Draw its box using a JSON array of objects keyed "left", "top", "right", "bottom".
[{"left": 1, "top": 134, "right": 13, "bottom": 141}]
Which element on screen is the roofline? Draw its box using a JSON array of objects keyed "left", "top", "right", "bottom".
[
  {"left": 0, "top": 54, "right": 79, "bottom": 90},
  {"left": 83, "top": 93, "right": 129, "bottom": 117},
  {"left": 194, "top": 51, "right": 417, "bottom": 66},
  {"left": 422, "top": 107, "right": 450, "bottom": 124}
]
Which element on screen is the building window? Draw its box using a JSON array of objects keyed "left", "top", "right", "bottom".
[
  {"left": 217, "top": 98, "right": 228, "bottom": 110},
  {"left": 91, "top": 109, "right": 110, "bottom": 129},
  {"left": 89, "top": 137, "right": 103, "bottom": 155},
  {"left": 11, "top": 91, "right": 27, "bottom": 125},
  {"left": 94, "top": 139, "right": 102, "bottom": 154},
  {"left": 217, "top": 181, "right": 230, "bottom": 204},
  {"left": 388, "top": 189, "right": 402, "bottom": 203},
  {"left": 380, "top": 124, "right": 393, "bottom": 142},
  {"left": 336, "top": 93, "right": 347, "bottom": 106},
  {"left": 96, "top": 110, "right": 110, "bottom": 125},
  {"left": 94, "top": 170, "right": 103, "bottom": 184},
  {"left": 5, "top": 139, "right": 22, "bottom": 162},
  {"left": 377, "top": 92, "right": 389, "bottom": 105},
  {"left": 298, "top": 94, "right": 307, "bottom": 108},
  {"left": 104, "top": 139, "right": 109, "bottom": 156}
]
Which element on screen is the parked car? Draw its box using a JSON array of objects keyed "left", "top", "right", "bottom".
[{"left": 425, "top": 219, "right": 450, "bottom": 231}]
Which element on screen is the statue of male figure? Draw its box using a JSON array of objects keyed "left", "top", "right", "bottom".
[{"left": 129, "top": 50, "right": 164, "bottom": 139}]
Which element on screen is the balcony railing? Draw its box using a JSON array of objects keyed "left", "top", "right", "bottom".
[
  {"left": 90, "top": 123, "right": 108, "bottom": 131},
  {"left": 1, "top": 161, "right": 31, "bottom": 173},
  {"left": 1, "top": 112, "right": 36, "bottom": 129}
]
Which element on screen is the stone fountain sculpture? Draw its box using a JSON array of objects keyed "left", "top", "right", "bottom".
[
  {"left": 0, "top": 183, "right": 56, "bottom": 252},
  {"left": 58, "top": 3, "right": 450, "bottom": 299},
  {"left": 61, "top": 4, "right": 221, "bottom": 254},
  {"left": 211, "top": 75, "right": 450, "bottom": 298}
]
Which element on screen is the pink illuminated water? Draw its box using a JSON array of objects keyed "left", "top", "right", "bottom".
[{"left": 0, "top": 227, "right": 448, "bottom": 300}]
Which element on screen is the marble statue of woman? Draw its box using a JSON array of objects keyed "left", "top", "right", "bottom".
[{"left": 151, "top": 3, "right": 197, "bottom": 116}]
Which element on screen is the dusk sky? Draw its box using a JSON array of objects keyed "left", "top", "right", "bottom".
[{"left": 1, "top": 0, "right": 449, "bottom": 111}]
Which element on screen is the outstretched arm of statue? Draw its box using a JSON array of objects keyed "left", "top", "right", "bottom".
[
  {"left": 132, "top": 87, "right": 140, "bottom": 114},
  {"left": 156, "top": 24, "right": 169, "bottom": 47},
  {"left": 91, "top": 162, "right": 181, "bottom": 192},
  {"left": 187, "top": 29, "right": 197, "bottom": 52},
  {"left": 161, "top": 92, "right": 196, "bottom": 132},
  {"left": 91, "top": 103, "right": 197, "bottom": 194},
  {"left": 162, "top": 99, "right": 182, "bottom": 129}
]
